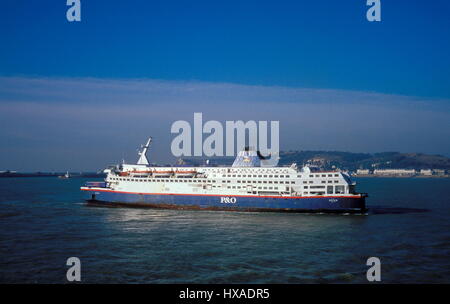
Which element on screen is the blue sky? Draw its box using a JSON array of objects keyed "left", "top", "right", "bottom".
[
  {"left": 2, "top": 0, "right": 450, "bottom": 97},
  {"left": 1, "top": 0, "right": 450, "bottom": 171}
]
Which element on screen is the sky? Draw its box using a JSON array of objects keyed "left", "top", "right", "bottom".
[{"left": 0, "top": 0, "right": 450, "bottom": 171}]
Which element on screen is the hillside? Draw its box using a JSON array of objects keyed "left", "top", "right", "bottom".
[
  {"left": 278, "top": 151, "right": 450, "bottom": 171},
  {"left": 181, "top": 151, "right": 450, "bottom": 171}
]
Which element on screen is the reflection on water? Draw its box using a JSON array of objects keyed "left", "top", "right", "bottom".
[
  {"left": 98, "top": 204, "right": 369, "bottom": 236},
  {"left": 0, "top": 177, "right": 450, "bottom": 283}
]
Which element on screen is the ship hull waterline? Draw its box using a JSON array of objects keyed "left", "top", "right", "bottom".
[{"left": 81, "top": 187, "right": 367, "bottom": 214}]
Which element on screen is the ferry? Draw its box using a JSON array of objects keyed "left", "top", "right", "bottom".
[{"left": 81, "top": 138, "right": 367, "bottom": 213}]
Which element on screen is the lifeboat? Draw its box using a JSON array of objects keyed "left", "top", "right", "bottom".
[
  {"left": 153, "top": 170, "right": 174, "bottom": 177},
  {"left": 131, "top": 170, "right": 153, "bottom": 174},
  {"left": 174, "top": 170, "right": 197, "bottom": 176}
]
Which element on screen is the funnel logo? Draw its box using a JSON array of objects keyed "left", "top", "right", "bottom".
[{"left": 171, "top": 113, "right": 279, "bottom": 166}]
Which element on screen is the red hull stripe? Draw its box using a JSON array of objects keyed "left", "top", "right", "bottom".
[{"left": 80, "top": 187, "right": 362, "bottom": 199}]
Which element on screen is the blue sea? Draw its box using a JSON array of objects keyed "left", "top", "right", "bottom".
[{"left": 0, "top": 177, "right": 449, "bottom": 283}]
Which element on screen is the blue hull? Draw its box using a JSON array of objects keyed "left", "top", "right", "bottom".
[{"left": 82, "top": 189, "right": 367, "bottom": 213}]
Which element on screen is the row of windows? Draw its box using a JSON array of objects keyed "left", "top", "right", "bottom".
[
  {"left": 110, "top": 178, "right": 212, "bottom": 183},
  {"left": 110, "top": 177, "right": 342, "bottom": 187},
  {"left": 111, "top": 177, "right": 297, "bottom": 184},
  {"left": 303, "top": 185, "right": 346, "bottom": 195},
  {"left": 221, "top": 174, "right": 294, "bottom": 178},
  {"left": 302, "top": 180, "right": 340, "bottom": 184},
  {"left": 309, "top": 174, "right": 340, "bottom": 178},
  {"left": 231, "top": 180, "right": 295, "bottom": 184},
  {"left": 127, "top": 172, "right": 340, "bottom": 179},
  {"left": 225, "top": 186, "right": 281, "bottom": 190}
]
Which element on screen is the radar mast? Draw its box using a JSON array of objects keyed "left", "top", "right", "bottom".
[{"left": 137, "top": 137, "right": 152, "bottom": 165}]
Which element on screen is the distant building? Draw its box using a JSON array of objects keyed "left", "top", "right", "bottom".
[
  {"left": 433, "top": 169, "right": 446, "bottom": 176},
  {"left": 420, "top": 169, "right": 433, "bottom": 176},
  {"left": 373, "top": 169, "right": 416, "bottom": 176},
  {"left": 356, "top": 169, "right": 370, "bottom": 175},
  {"left": 306, "top": 157, "right": 328, "bottom": 168}
]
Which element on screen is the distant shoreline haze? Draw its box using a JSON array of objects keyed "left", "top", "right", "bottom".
[{"left": 1, "top": 150, "right": 449, "bottom": 173}]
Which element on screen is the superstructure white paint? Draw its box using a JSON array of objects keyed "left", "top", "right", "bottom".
[{"left": 83, "top": 138, "right": 357, "bottom": 198}]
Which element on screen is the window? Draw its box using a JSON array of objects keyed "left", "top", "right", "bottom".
[
  {"left": 335, "top": 185, "right": 345, "bottom": 194},
  {"left": 327, "top": 186, "right": 333, "bottom": 194}
]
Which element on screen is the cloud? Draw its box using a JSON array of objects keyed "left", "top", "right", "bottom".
[{"left": 0, "top": 76, "right": 449, "bottom": 171}]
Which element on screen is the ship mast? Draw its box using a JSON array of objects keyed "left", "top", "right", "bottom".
[{"left": 137, "top": 137, "right": 152, "bottom": 165}]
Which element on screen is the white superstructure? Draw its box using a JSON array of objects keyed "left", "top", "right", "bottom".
[{"left": 102, "top": 138, "right": 356, "bottom": 198}]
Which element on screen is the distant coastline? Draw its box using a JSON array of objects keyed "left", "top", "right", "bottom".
[
  {"left": 2, "top": 150, "right": 449, "bottom": 179},
  {"left": 0, "top": 172, "right": 105, "bottom": 178},
  {"left": 353, "top": 174, "right": 449, "bottom": 178}
]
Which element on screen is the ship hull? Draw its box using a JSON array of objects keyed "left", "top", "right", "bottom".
[{"left": 81, "top": 188, "right": 367, "bottom": 213}]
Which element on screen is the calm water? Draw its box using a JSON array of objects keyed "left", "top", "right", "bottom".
[{"left": 0, "top": 177, "right": 449, "bottom": 283}]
